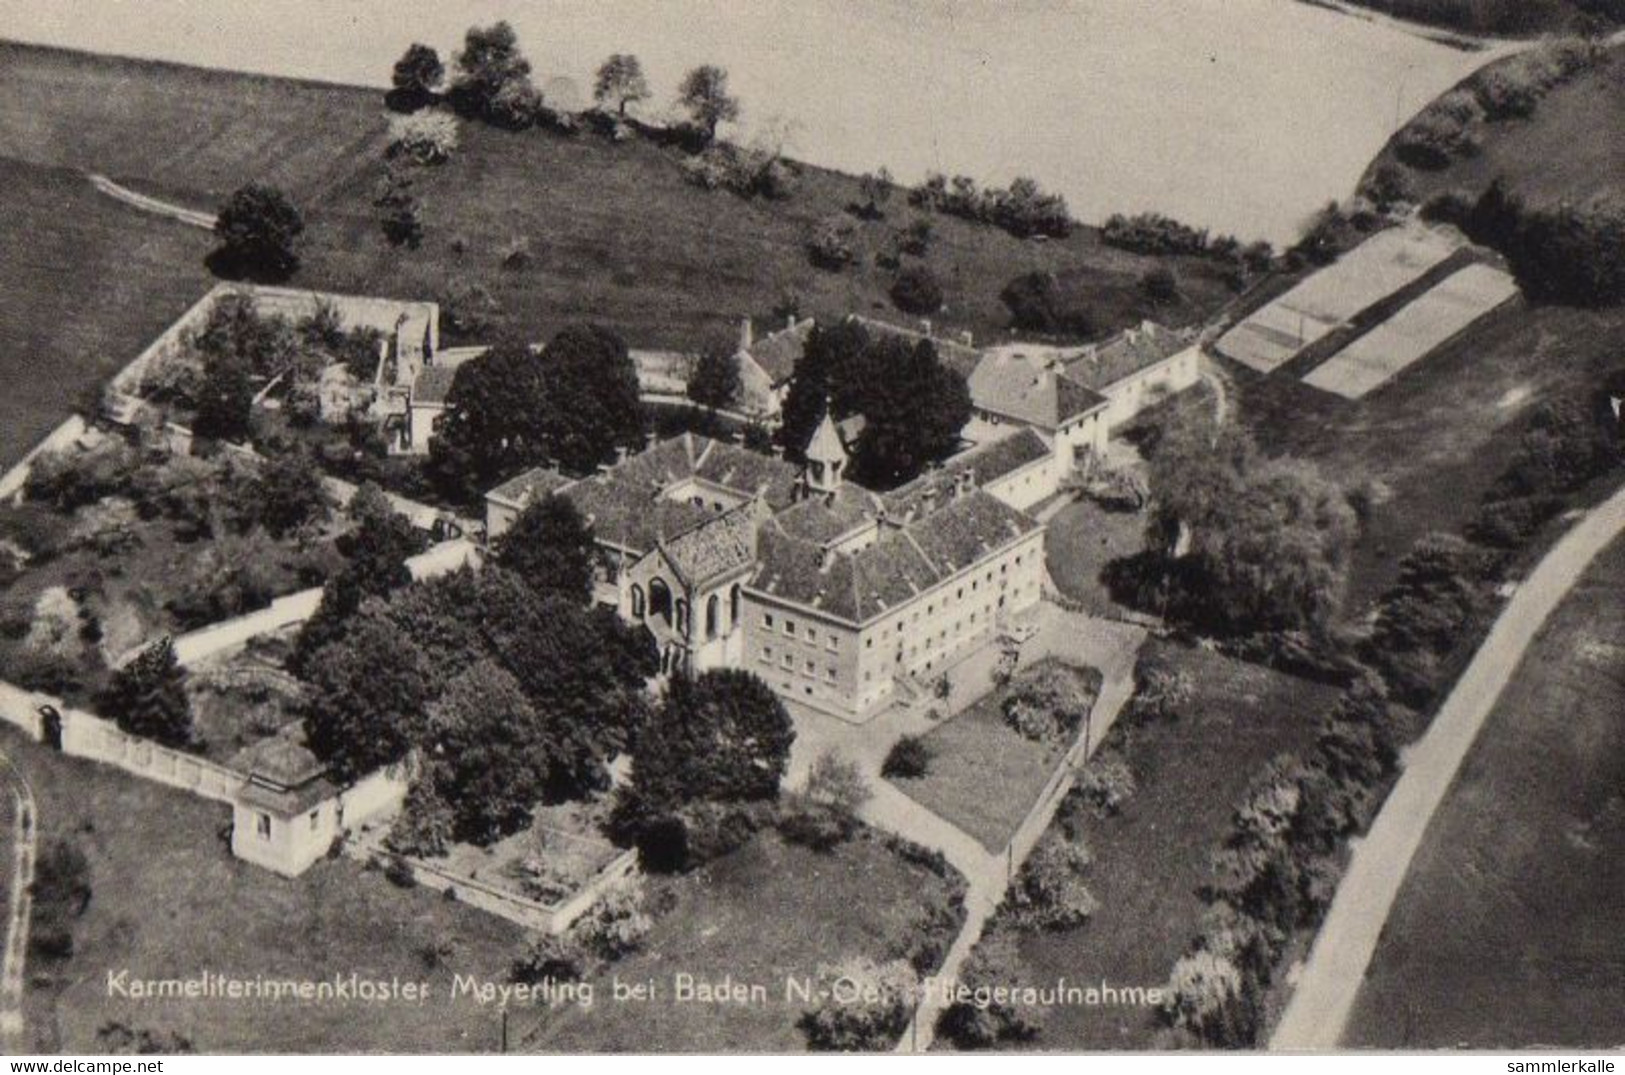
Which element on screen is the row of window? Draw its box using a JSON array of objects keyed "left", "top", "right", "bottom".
[
  {"left": 760, "top": 612, "right": 840, "bottom": 651},
  {"left": 759, "top": 646, "right": 838, "bottom": 683}
]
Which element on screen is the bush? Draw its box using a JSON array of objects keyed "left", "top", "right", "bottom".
[
  {"left": 1360, "top": 162, "right": 1415, "bottom": 211},
  {"left": 1, "top": 645, "right": 83, "bottom": 697},
  {"left": 881, "top": 735, "right": 933, "bottom": 779},
  {"left": 572, "top": 881, "right": 653, "bottom": 961},
  {"left": 778, "top": 796, "right": 861, "bottom": 852},
  {"left": 441, "top": 281, "right": 501, "bottom": 337},
  {"left": 1395, "top": 90, "right": 1483, "bottom": 169},
  {"left": 1075, "top": 752, "right": 1137, "bottom": 817},
  {"left": 1141, "top": 266, "right": 1179, "bottom": 304},
  {"left": 999, "top": 271, "right": 1093, "bottom": 336},
  {"left": 387, "top": 110, "right": 460, "bottom": 164},
  {"left": 1002, "top": 663, "right": 1096, "bottom": 743},
  {"left": 890, "top": 265, "right": 944, "bottom": 315},
  {"left": 31, "top": 838, "right": 92, "bottom": 960},
  {"left": 808, "top": 215, "right": 859, "bottom": 270},
  {"left": 798, "top": 957, "right": 917, "bottom": 1051},
  {"left": 1102, "top": 212, "right": 1210, "bottom": 256},
  {"left": 383, "top": 856, "right": 418, "bottom": 888},
  {"left": 511, "top": 932, "right": 587, "bottom": 984},
  {"left": 1008, "top": 833, "right": 1097, "bottom": 930},
  {"left": 804, "top": 749, "right": 871, "bottom": 815},
  {"left": 908, "top": 172, "right": 1071, "bottom": 238},
  {"left": 1163, "top": 949, "right": 1255, "bottom": 1047},
  {"left": 25, "top": 440, "right": 138, "bottom": 512},
  {"left": 937, "top": 926, "right": 1042, "bottom": 1048}
]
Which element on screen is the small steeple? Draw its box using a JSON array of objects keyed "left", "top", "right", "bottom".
[{"left": 804, "top": 408, "right": 847, "bottom": 495}]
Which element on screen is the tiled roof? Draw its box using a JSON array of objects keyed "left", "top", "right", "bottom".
[
  {"left": 772, "top": 485, "right": 883, "bottom": 544},
  {"left": 752, "top": 488, "right": 1040, "bottom": 623},
  {"left": 411, "top": 363, "right": 460, "bottom": 406},
  {"left": 967, "top": 352, "right": 1107, "bottom": 429},
  {"left": 883, "top": 429, "right": 1052, "bottom": 519},
  {"left": 1062, "top": 321, "right": 1189, "bottom": 392},
  {"left": 487, "top": 466, "right": 576, "bottom": 507},
  {"left": 558, "top": 435, "right": 798, "bottom": 556},
  {"left": 232, "top": 736, "right": 325, "bottom": 788},
  {"left": 662, "top": 503, "right": 762, "bottom": 588},
  {"left": 741, "top": 319, "right": 814, "bottom": 385}
]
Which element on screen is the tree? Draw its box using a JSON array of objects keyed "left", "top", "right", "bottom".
[
  {"left": 798, "top": 957, "right": 916, "bottom": 1051},
  {"left": 807, "top": 214, "right": 859, "bottom": 270},
  {"left": 622, "top": 669, "right": 794, "bottom": 826},
  {"left": 778, "top": 321, "right": 871, "bottom": 462},
  {"left": 890, "top": 264, "right": 944, "bottom": 315},
  {"left": 1000, "top": 271, "right": 1093, "bottom": 336},
  {"left": 677, "top": 64, "right": 740, "bottom": 142},
  {"left": 686, "top": 347, "right": 742, "bottom": 411},
  {"left": 803, "top": 749, "right": 871, "bottom": 815},
  {"left": 97, "top": 638, "right": 192, "bottom": 749},
  {"left": 429, "top": 326, "right": 645, "bottom": 501},
  {"left": 593, "top": 53, "right": 650, "bottom": 115},
  {"left": 858, "top": 167, "right": 894, "bottom": 219},
  {"left": 375, "top": 172, "right": 425, "bottom": 248},
  {"left": 451, "top": 21, "right": 534, "bottom": 119},
  {"left": 492, "top": 494, "right": 595, "bottom": 606},
  {"left": 291, "top": 495, "right": 423, "bottom": 674},
  {"left": 390, "top": 43, "right": 445, "bottom": 108},
  {"left": 1165, "top": 949, "right": 1253, "bottom": 1047},
  {"left": 421, "top": 659, "right": 555, "bottom": 844},
  {"left": 213, "top": 184, "right": 304, "bottom": 279},
  {"left": 881, "top": 735, "right": 932, "bottom": 779},
  {"left": 850, "top": 337, "right": 971, "bottom": 486},
  {"left": 938, "top": 927, "right": 1042, "bottom": 1048},
  {"left": 387, "top": 112, "right": 460, "bottom": 166},
  {"left": 301, "top": 615, "right": 430, "bottom": 782},
  {"left": 190, "top": 354, "right": 255, "bottom": 442},
  {"left": 250, "top": 449, "right": 330, "bottom": 538}
]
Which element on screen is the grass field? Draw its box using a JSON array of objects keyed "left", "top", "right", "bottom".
[
  {"left": 520, "top": 828, "right": 965, "bottom": 1052},
  {"left": 970, "top": 640, "right": 1341, "bottom": 1050},
  {"left": 1043, "top": 499, "right": 1150, "bottom": 615},
  {"left": 0, "top": 40, "right": 1238, "bottom": 362},
  {"left": 1366, "top": 45, "right": 1625, "bottom": 210},
  {"left": 0, "top": 155, "right": 212, "bottom": 465},
  {"left": 1343, "top": 533, "right": 1625, "bottom": 1048},
  {"left": 0, "top": 724, "right": 527, "bottom": 1054},
  {"left": 887, "top": 666, "right": 1099, "bottom": 852}
]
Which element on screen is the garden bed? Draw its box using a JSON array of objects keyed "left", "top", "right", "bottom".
[
  {"left": 425, "top": 799, "right": 624, "bottom": 908},
  {"left": 889, "top": 659, "right": 1102, "bottom": 852}
]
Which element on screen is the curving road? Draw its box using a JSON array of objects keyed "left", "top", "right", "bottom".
[
  {"left": 0, "top": 748, "right": 38, "bottom": 1042},
  {"left": 1271, "top": 480, "right": 1625, "bottom": 1050}
]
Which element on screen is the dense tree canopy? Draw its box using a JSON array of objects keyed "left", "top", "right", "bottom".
[
  {"left": 303, "top": 615, "right": 431, "bottom": 782},
  {"left": 1145, "top": 413, "right": 1356, "bottom": 634},
  {"left": 291, "top": 493, "right": 424, "bottom": 673},
  {"left": 779, "top": 322, "right": 971, "bottom": 486},
  {"left": 492, "top": 494, "right": 595, "bottom": 606},
  {"left": 450, "top": 21, "right": 534, "bottom": 120},
  {"left": 429, "top": 326, "right": 645, "bottom": 500},
  {"left": 390, "top": 43, "right": 445, "bottom": 107},
  {"left": 190, "top": 353, "right": 255, "bottom": 442},
  {"left": 213, "top": 184, "right": 304, "bottom": 280},
  {"left": 686, "top": 347, "right": 742, "bottom": 411}
]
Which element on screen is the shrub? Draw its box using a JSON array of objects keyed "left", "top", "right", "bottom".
[
  {"left": 383, "top": 856, "right": 418, "bottom": 888},
  {"left": 1395, "top": 90, "right": 1483, "bottom": 169},
  {"left": 999, "top": 271, "right": 1093, "bottom": 336},
  {"left": 881, "top": 735, "right": 933, "bottom": 779},
  {"left": 1002, "top": 663, "right": 1095, "bottom": 743},
  {"left": 1, "top": 645, "right": 83, "bottom": 697},
  {"left": 808, "top": 215, "right": 859, "bottom": 270},
  {"left": 1360, "top": 162, "right": 1415, "bottom": 211},
  {"left": 572, "top": 881, "right": 653, "bottom": 961},
  {"left": 798, "top": 956, "right": 917, "bottom": 1051},
  {"left": 441, "top": 281, "right": 501, "bottom": 337},
  {"left": 1075, "top": 752, "right": 1137, "bottom": 817},
  {"left": 1102, "top": 212, "right": 1209, "bottom": 256},
  {"left": 804, "top": 749, "right": 872, "bottom": 815},
  {"left": 1008, "top": 833, "right": 1097, "bottom": 930},
  {"left": 778, "top": 796, "right": 860, "bottom": 852},
  {"left": 937, "top": 926, "right": 1042, "bottom": 1048},
  {"left": 386, "top": 776, "right": 456, "bottom": 858},
  {"left": 387, "top": 110, "right": 460, "bottom": 164},
  {"left": 890, "top": 265, "right": 944, "bottom": 315},
  {"left": 908, "top": 172, "right": 1071, "bottom": 238},
  {"left": 97, "top": 637, "right": 192, "bottom": 749},
  {"left": 1164, "top": 949, "right": 1254, "bottom": 1047},
  {"left": 25, "top": 440, "right": 138, "bottom": 512},
  {"left": 511, "top": 932, "right": 587, "bottom": 984},
  {"left": 1141, "top": 266, "right": 1179, "bottom": 304},
  {"left": 30, "top": 838, "right": 92, "bottom": 961}
]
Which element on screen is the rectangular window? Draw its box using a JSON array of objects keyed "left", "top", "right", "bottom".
[
  {"left": 826, "top": 636, "right": 837, "bottom": 652},
  {"left": 764, "top": 613, "right": 774, "bottom": 628},
  {"left": 807, "top": 627, "right": 817, "bottom": 643},
  {"left": 825, "top": 667, "right": 836, "bottom": 682},
  {"left": 256, "top": 813, "right": 272, "bottom": 840},
  {"left": 781, "top": 654, "right": 792, "bottom": 669},
  {"left": 762, "top": 646, "right": 773, "bottom": 663},
  {"left": 804, "top": 659, "right": 815, "bottom": 676},
  {"left": 785, "top": 620, "right": 796, "bottom": 636}
]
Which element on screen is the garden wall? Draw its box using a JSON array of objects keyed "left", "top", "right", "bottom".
[{"left": 356, "top": 843, "right": 639, "bottom": 936}]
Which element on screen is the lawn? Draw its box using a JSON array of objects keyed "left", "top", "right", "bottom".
[
  {"left": 0, "top": 155, "right": 212, "bottom": 466},
  {"left": 889, "top": 661, "right": 1102, "bottom": 853},
  {"left": 1364, "top": 44, "right": 1625, "bottom": 211},
  {"left": 1043, "top": 499, "right": 1150, "bottom": 616},
  {"left": 0, "top": 724, "right": 528, "bottom": 1054},
  {"left": 954, "top": 639, "right": 1341, "bottom": 1050},
  {"left": 518, "top": 828, "right": 966, "bottom": 1052},
  {"left": 1343, "top": 533, "right": 1625, "bottom": 1048},
  {"left": 0, "top": 41, "right": 1239, "bottom": 357}
]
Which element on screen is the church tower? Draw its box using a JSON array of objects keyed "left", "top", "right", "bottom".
[{"left": 804, "top": 411, "right": 847, "bottom": 495}]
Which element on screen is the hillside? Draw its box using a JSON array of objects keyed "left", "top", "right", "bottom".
[
  {"left": 1364, "top": 42, "right": 1625, "bottom": 208},
  {"left": 0, "top": 40, "right": 1238, "bottom": 357},
  {"left": 1338, "top": 0, "right": 1624, "bottom": 36}
]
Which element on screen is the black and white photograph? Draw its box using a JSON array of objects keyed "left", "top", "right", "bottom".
[{"left": 0, "top": 0, "right": 1622, "bottom": 1060}]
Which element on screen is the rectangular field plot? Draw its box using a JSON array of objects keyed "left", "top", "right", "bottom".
[
  {"left": 1302, "top": 264, "right": 1519, "bottom": 399},
  {"left": 1217, "top": 223, "right": 1463, "bottom": 373}
]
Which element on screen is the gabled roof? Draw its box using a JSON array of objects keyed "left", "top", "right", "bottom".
[
  {"left": 751, "top": 488, "right": 1041, "bottom": 624},
  {"left": 740, "top": 319, "right": 814, "bottom": 385},
  {"left": 1062, "top": 321, "right": 1190, "bottom": 392},
  {"left": 661, "top": 503, "right": 763, "bottom": 588},
  {"left": 772, "top": 485, "right": 883, "bottom": 544},
  {"left": 967, "top": 352, "right": 1107, "bottom": 429},
  {"left": 882, "top": 429, "right": 1053, "bottom": 519},
  {"left": 487, "top": 466, "right": 576, "bottom": 508}
]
